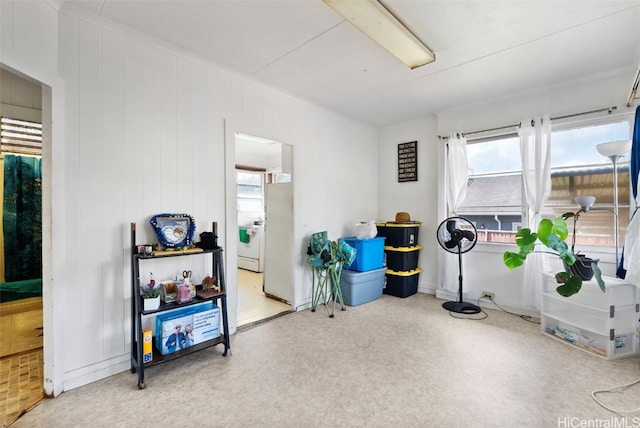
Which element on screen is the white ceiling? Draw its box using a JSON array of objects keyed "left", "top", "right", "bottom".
[{"left": 62, "top": 0, "right": 640, "bottom": 127}]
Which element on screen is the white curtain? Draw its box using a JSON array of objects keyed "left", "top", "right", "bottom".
[
  {"left": 518, "top": 115, "right": 552, "bottom": 309},
  {"left": 443, "top": 133, "right": 469, "bottom": 292},
  {"left": 446, "top": 133, "right": 469, "bottom": 214}
]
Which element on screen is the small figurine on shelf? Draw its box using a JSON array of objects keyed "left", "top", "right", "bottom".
[
  {"left": 182, "top": 270, "right": 192, "bottom": 284},
  {"left": 196, "top": 275, "right": 220, "bottom": 299},
  {"left": 203, "top": 275, "right": 220, "bottom": 292}
]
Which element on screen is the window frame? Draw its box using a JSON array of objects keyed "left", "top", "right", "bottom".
[
  {"left": 455, "top": 111, "right": 634, "bottom": 246},
  {"left": 236, "top": 169, "right": 265, "bottom": 214}
]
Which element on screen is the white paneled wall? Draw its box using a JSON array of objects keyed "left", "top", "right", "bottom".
[
  {"left": 1, "top": 0, "right": 378, "bottom": 394},
  {"left": 377, "top": 117, "right": 439, "bottom": 292},
  {"left": 433, "top": 72, "right": 636, "bottom": 313},
  {"left": 436, "top": 72, "right": 634, "bottom": 135},
  {"left": 0, "top": 0, "right": 58, "bottom": 76}
]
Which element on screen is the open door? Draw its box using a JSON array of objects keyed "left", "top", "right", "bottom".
[
  {"left": 263, "top": 181, "right": 293, "bottom": 303},
  {"left": 232, "top": 130, "right": 294, "bottom": 324}
]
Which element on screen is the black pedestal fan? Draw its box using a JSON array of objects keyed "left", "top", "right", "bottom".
[{"left": 436, "top": 216, "right": 480, "bottom": 314}]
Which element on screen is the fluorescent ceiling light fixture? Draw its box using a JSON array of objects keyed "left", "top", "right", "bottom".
[{"left": 323, "top": 0, "right": 435, "bottom": 69}]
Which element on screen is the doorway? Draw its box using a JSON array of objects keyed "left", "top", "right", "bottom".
[
  {"left": 0, "top": 66, "right": 45, "bottom": 426},
  {"left": 235, "top": 133, "right": 292, "bottom": 327}
]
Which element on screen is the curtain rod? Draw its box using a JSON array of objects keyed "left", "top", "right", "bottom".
[{"left": 437, "top": 105, "right": 618, "bottom": 140}]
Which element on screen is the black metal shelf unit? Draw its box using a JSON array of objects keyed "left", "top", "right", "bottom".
[{"left": 130, "top": 222, "right": 231, "bottom": 389}]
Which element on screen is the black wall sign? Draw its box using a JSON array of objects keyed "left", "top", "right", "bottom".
[{"left": 398, "top": 141, "right": 417, "bottom": 182}]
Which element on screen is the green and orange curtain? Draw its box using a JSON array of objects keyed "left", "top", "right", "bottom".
[{"left": 3, "top": 154, "right": 42, "bottom": 282}]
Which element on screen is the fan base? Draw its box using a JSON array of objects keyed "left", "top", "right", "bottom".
[{"left": 442, "top": 301, "right": 481, "bottom": 314}]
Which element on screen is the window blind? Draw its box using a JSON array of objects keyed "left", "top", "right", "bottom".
[{"left": 1, "top": 117, "right": 42, "bottom": 156}]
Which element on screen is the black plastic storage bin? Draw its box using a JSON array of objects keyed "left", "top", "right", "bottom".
[
  {"left": 384, "top": 268, "right": 421, "bottom": 298},
  {"left": 385, "top": 245, "right": 421, "bottom": 271},
  {"left": 376, "top": 221, "right": 421, "bottom": 247}
]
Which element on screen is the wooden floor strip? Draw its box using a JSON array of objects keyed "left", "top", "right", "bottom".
[
  {"left": 0, "top": 297, "right": 44, "bottom": 427},
  {"left": 0, "top": 348, "right": 44, "bottom": 428}
]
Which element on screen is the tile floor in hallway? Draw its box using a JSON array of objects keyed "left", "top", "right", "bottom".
[
  {"left": 0, "top": 297, "right": 44, "bottom": 427},
  {"left": 236, "top": 268, "right": 291, "bottom": 327}
]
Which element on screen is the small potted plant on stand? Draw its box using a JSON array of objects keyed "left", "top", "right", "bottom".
[
  {"left": 141, "top": 273, "right": 161, "bottom": 311},
  {"left": 561, "top": 196, "right": 600, "bottom": 283},
  {"left": 503, "top": 212, "right": 604, "bottom": 297}
]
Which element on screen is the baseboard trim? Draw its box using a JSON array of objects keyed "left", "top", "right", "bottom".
[{"left": 63, "top": 355, "right": 130, "bottom": 392}]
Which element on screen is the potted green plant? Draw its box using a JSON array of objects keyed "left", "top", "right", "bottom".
[
  {"left": 141, "top": 274, "right": 161, "bottom": 311},
  {"left": 561, "top": 208, "right": 601, "bottom": 283},
  {"left": 503, "top": 214, "right": 604, "bottom": 297}
]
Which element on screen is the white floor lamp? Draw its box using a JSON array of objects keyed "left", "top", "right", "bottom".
[{"left": 595, "top": 140, "right": 632, "bottom": 269}]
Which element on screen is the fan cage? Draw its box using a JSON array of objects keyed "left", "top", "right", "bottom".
[{"left": 436, "top": 216, "right": 478, "bottom": 254}]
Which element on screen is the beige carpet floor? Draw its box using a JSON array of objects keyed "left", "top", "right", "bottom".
[{"left": 9, "top": 293, "right": 640, "bottom": 427}]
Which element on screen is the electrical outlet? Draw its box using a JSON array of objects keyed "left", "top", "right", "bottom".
[{"left": 482, "top": 291, "right": 495, "bottom": 300}]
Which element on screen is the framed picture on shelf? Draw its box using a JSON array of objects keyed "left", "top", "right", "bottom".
[{"left": 150, "top": 213, "right": 196, "bottom": 248}]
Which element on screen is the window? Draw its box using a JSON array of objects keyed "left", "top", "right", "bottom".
[
  {"left": 457, "top": 118, "right": 631, "bottom": 246},
  {"left": 0, "top": 117, "right": 43, "bottom": 156},
  {"left": 237, "top": 170, "right": 264, "bottom": 213},
  {"left": 458, "top": 136, "right": 523, "bottom": 243},
  {"left": 272, "top": 172, "right": 291, "bottom": 183},
  {"left": 545, "top": 121, "right": 630, "bottom": 249}
]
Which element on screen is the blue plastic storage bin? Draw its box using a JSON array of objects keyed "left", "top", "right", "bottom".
[
  {"left": 339, "top": 267, "right": 386, "bottom": 306},
  {"left": 343, "top": 237, "right": 385, "bottom": 272}
]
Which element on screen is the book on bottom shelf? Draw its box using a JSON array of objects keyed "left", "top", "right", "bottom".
[{"left": 155, "top": 301, "right": 220, "bottom": 355}]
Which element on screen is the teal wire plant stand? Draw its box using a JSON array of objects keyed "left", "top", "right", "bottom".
[{"left": 307, "top": 232, "right": 356, "bottom": 318}]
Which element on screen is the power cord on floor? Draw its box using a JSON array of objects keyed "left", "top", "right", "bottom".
[
  {"left": 478, "top": 295, "right": 541, "bottom": 324},
  {"left": 440, "top": 289, "right": 487, "bottom": 320},
  {"left": 457, "top": 294, "right": 639, "bottom": 413},
  {"left": 591, "top": 377, "right": 640, "bottom": 413},
  {"left": 448, "top": 307, "right": 488, "bottom": 320}
]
